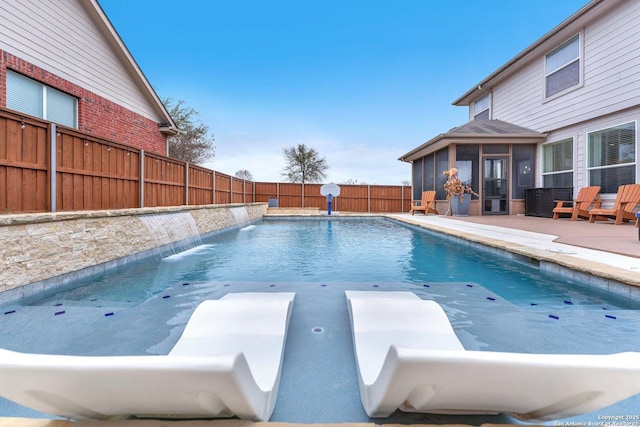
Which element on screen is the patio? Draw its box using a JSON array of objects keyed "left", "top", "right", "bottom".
[{"left": 447, "top": 214, "right": 639, "bottom": 259}]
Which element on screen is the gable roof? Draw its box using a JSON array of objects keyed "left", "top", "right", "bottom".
[
  {"left": 398, "top": 120, "right": 546, "bottom": 162},
  {"left": 452, "top": 0, "right": 619, "bottom": 107},
  {"left": 81, "top": 0, "right": 178, "bottom": 134}
]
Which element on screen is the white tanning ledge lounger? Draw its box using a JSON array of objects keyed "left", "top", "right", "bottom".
[
  {"left": 345, "top": 290, "right": 640, "bottom": 422},
  {"left": 0, "top": 292, "right": 295, "bottom": 421}
]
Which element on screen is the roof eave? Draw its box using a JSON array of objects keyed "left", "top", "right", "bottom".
[
  {"left": 452, "top": 0, "right": 610, "bottom": 106},
  {"left": 399, "top": 133, "right": 546, "bottom": 163},
  {"left": 399, "top": 134, "right": 445, "bottom": 162},
  {"left": 81, "top": 0, "right": 177, "bottom": 129},
  {"left": 159, "top": 125, "right": 180, "bottom": 136},
  {"left": 450, "top": 133, "right": 546, "bottom": 140}
]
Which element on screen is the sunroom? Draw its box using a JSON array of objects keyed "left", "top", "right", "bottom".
[{"left": 399, "top": 120, "right": 546, "bottom": 216}]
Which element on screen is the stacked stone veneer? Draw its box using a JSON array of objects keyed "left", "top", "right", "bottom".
[{"left": 0, "top": 203, "right": 266, "bottom": 299}]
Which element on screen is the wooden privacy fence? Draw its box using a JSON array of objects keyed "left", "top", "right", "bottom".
[
  {"left": 253, "top": 182, "right": 410, "bottom": 212},
  {"left": 0, "top": 109, "right": 410, "bottom": 213}
]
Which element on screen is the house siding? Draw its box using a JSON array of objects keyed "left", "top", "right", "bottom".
[
  {"left": 402, "top": 0, "right": 640, "bottom": 215},
  {"left": 0, "top": 51, "right": 167, "bottom": 155},
  {"left": 0, "top": 0, "right": 168, "bottom": 155},
  {"left": 491, "top": 0, "right": 640, "bottom": 134},
  {"left": 543, "top": 108, "right": 640, "bottom": 196},
  {"left": 0, "top": 0, "right": 159, "bottom": 121}
]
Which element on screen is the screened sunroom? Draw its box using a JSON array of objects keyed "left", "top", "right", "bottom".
[{"left": 399, "top": 120, "right": 546, "bottom": 216}]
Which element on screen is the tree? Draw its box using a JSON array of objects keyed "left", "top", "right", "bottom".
[
  {"left": 401, "top": 179, "right": 411, "bottom": 186},
  {"left": 342, "top": 178, "right": 368, "bottom": 185},
  {"left": 281, "top": 144, "right": 329, "bottom": 183},
  {"left": 235, "top": 169, "right": 254, "bottom": 181},
  {"left": 163, "top": 97, "right": 215, "bottom": 164}
]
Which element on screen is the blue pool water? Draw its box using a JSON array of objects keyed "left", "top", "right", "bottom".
[{"left": 1, "top": 217, "right": 640, "bottom": 423}]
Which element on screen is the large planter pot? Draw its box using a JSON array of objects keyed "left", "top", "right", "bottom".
[{"left": 450, "top": 193, "right": 471, "bottom": 216}]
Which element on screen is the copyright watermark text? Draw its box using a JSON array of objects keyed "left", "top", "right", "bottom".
[{"left": 553, "top": 415, "right": 640, "bottom": 427}]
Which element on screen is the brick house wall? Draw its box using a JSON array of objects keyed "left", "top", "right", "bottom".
[{"left": 0, "top": 50, "right": 168, "bottom": 156}]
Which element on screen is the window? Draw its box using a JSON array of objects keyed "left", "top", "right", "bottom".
[
  {"left": 512, "top": 144, "right": 536, "bottom": 198},
  {"left": 473, "top": 94, "right": 490, "bottom": 120},
  {"left": 588, "top": 122, "right": 636, "bottom": 193},
  {"left": 435, "top": 149, "right": 449, "bottom": 200},
  {"left": 542, "top": 138, "right": 573, "bottom": 187},
  {"left": 411, "top": 154, "right": 435, "bottom": 200},
  {"left": 545, "top": 34, "right": 580, "bottom": 98},
  {"left": 412, "top": 158, "right": 423, "bottom": 200},
  {"left": 456, "top": 145, "right": 479, "bottom": 199},
  {"left": 6, "top": 70, "right": 77, "bottom": 128},
  {"left": 483, "top": 144, "right": 509, "bottom": 154},
  {"left": 423, "top": 154, "right": 435, "bottom": 191}
]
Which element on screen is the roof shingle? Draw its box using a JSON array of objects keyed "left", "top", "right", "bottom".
[{"left": 447, "top": 120, "right": 543, "bottom": 136}]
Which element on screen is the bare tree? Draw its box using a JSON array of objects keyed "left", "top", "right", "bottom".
[
  {"left": 342, "top": 178, "right": 368, "bottom": 185},
  {"left": 281, "top": 144, "right": 329, "bottom": 183},
  {"left": 401, "top": 179, "right": 411, "bottom": 186},
  {"left": 163, "top": 97, "right": 215, "bottom": 164},
  {"left": 235, "top": 169, "right": 254, "bottom": 181}
]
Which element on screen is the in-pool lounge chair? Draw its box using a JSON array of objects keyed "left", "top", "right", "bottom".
[
  {"left": 552, "top": 186, "right": 601, "bottom": 221},
  {"left": 588, "top": 184, "right": 640, "bottom": 225},
  {"left": 410, "top": 191, "right": 439, "bottom": 215},
  {"left": 345, "top": 291, "right": 640, "bottom": 422},
  {"left": 0, "top": 292, "right": 295, "bottom": 421}
]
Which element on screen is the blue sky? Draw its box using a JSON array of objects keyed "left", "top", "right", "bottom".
[{"left": 99, "top": 0, "right": 588, "bottom": 184}]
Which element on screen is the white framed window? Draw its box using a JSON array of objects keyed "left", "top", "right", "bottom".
[
  {"left": 6, "top": 70, "right": 77, "bottom": 128},
  {"left": 587, "top": 122, "right": 636, "bottom": 193},
  {"left": 473, "top": 93, "right": 490, "bottom": 120},
  {"left": 542, "top": 138, "right": 573, "bottom": 187},
  {"left": 545, "top": 34, "right": 581, "bottom": 98}
]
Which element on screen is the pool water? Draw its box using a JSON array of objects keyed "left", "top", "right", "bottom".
[{"left": 1, "top": 217, "right": 639, "bottom": 423}]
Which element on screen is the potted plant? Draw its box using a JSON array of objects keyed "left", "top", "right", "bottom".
[{"left": 443, "top": 167, "right": 479, "bottom": 216}]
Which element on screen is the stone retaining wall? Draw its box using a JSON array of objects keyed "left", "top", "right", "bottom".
[{"left": 0, "top": 203, "right": 266, "bottom": 301}]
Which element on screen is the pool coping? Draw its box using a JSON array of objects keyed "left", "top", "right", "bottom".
[{"left": 387, "top": 213, "right": 640, "bottom": 295}]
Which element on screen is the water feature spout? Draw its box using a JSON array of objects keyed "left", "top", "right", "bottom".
[
  {"left": 230, "top": 207, "right": 250, "bottom": 224},
  {"left": 138, "top": 212, "right": 202, "bottom": 254}
]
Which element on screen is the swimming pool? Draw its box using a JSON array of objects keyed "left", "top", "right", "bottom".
[{"left": 1, "top": 217, "right": 639, "bottom": 423}]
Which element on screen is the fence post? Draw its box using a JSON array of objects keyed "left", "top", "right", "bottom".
[
  {"left": 402, "top": 185, "right": 405, "bottom": 212},
  {"left": 185, "top": 162, "right": 189, "bottom": 206},
  {"left": 50, "top": 124, "right": 57, "bottom": 213},
  {"left": 139, "top": 150, "right": 145, "bottom": 208},
  {"left": 301, "top": 183, "right": 305, "bottom": 208},
  {"left": 212, "top": 171, "right": 216, "bottom": 204},
  {"left": 243, "top": 179, "right": 246, "bottom": 203},
  {"left": 368, "top": 185, "right": 371, "bottom": 213}
]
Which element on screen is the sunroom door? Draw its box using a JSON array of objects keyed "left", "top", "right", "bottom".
[{"left": 483, "top": 157, "right": 509, "bottom": 215}]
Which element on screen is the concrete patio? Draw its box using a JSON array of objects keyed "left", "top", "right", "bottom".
[{"left": 444, "top": 214, "right": 639, "bottom": 259}]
